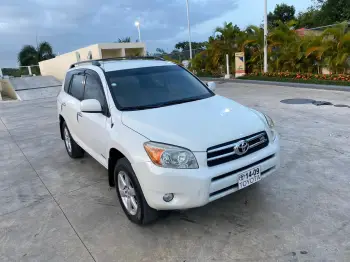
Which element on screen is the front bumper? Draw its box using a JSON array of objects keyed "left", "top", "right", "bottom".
[{"left": 132, "top": 135, "right": 280, "bottom": 210}]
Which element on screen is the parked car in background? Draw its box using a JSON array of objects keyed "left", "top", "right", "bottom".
[{"left": 57, "top": 57, "right": 280, "bottom": 224}]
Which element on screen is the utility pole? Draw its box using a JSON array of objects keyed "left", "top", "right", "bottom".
[
  {"left": 36, "top": 31, "right": 39, "bottom": 49},
  {"left": 135, "top": 21, "right": 141, "bottom": 42},
  {"left": 264, "top": 0, "right": 268, "bottom": 73},
  {"left": 186, "top": 0, "right": 193, "bottom": 60}
]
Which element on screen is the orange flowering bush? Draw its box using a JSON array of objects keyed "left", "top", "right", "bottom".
[{"left": 247, "top": 72, "right": 350, "bottom": 82}]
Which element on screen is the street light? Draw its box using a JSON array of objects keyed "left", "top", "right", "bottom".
[
  {"left": 264, "top": 0, "right": 268, "bottom": 73},
  {"left": 135, "top": 21, "right": 141, "bottom": 42},
  {"left": 185, "top": 0, "right": 193, "bottom": 60}
]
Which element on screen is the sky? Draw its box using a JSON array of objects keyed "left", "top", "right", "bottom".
[{"left": 0, "top": 0, "right": 313, "bottom": 67}]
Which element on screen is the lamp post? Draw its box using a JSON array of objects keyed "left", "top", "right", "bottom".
[
  {"left": 264, "top": 0, "right": 268, "bottom": 73},
  {"left": 135, "top": 21, "right": 141, "bottom": 42},
  {"left": 186, "top": 0, "right": 193, "bottom": 60}
]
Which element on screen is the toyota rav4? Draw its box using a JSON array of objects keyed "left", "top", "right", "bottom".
[{"left": 57, "top": 57, "right": 280, "bottom": 224}]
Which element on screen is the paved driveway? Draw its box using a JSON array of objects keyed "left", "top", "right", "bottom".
[{"left": 1, "top": 83, "right": 350, "bottom": 262}]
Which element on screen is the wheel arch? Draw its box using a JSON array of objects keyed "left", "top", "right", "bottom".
[
  {"left": 59, "top": 115, "right": 65, "bottom": 140},
  {"left": 108, "top": 148, "right": 128, "bottom": 187}
]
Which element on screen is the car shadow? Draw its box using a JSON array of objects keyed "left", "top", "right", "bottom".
[{"left": 150, "top": 182, "right": 268, "bottom": 231}]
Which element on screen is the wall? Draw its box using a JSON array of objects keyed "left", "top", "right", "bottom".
[
  {"left": 98, "top": 42, "right": 145, "bottom": 52},
  {"left": 0, "top": 79, "right": 19, "bottom": 100},
  {"left": 125, "top": 48, "right": 145, "bottom": 56},
  {"left": 101, "top": 49, "right": 123, "bottom": 59},
  {"left": 39, "top": 43, "right": 147, "bottom": 80},
  {"left": 98, "top": 43, "right": 146, "bottom": 56},
  {"left": 39, "top": 44, "right": 100, "bottom": 80}
]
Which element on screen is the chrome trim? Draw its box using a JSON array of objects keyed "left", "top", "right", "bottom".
[
  {"left": 207, "top": 151, "right": 236, "bottom": 161},
  {"left": 207, "top": 133, "right": 266, "bottom": 154},
  {"left": 249, "top": 138, "right": 268, "bottom": 149},
  {"left": 246, "top": 133, "right": 266, "bottom": 142},
  {"left": 207, "top": 142, "right": 238, "bottom": 153}
]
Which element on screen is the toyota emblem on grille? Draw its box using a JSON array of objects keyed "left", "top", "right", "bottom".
[{"left": 234, "top": 140, "right": 249, "bottom": 155}]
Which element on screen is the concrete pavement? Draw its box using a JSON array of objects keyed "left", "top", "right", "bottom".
[
  {"left": 0, "top": 83, "right": 350, "bottom": 261},
  {"left": 8, "top": 76, "right": 61, "bottom": 101}
]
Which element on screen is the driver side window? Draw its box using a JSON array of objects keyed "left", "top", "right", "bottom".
[{"left": 84, "top": 73, "right": 108, "bottom": 115}]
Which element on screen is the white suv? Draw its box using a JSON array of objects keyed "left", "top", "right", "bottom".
[{"left": 57, "top": 58, "right": 280, "bottom": 224}]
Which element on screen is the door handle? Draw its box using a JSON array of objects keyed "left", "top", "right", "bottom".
[
  {"left": 77, "top": 112, "right": 83, "bottom": 121},
  {"left": 61, "top": 102, "right": 66, "bottom": 111}
]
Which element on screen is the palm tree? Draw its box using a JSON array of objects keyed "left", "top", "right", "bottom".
[
  {"left": 268, "top": 21, "right": 304, "bottom": 72},
  {"left": 117, "top": 37, "right": 131, "bottom": 43},
  {"left": 242, "top": 25, "right": 264, "bottom": 72},
  {"left": 204, "top": 22, "right": 245, "bottom": 74},
  {"left": 306, "top": 22, "right": 350, "bottom": 74},
  {"left": 18, "top": 41, "right": 55, "bottom": 66},
  {"left": 191, "top": 19, "right": 350, "bottom": 75}
]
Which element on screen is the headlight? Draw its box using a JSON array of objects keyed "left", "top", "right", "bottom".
[
  {"left": 263, "top": 113, "right": 276, "bottom": 141},
  {"left": 263, "top": 113, "right": 275, "bottom": 129},
  {"left": 144, "top": 142, "right": 199, "bottom": 169}
]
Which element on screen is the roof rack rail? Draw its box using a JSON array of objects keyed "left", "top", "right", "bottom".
[{"left": 70, "top": 56, "right": 165, "bottom": 68}]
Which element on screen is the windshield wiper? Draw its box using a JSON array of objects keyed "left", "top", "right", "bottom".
[
  {"left": 122, "top": 95, "right": 209, "bottom": 111},
  {"left": 122, "top": 104, "right": 165, "bottom": 111}
]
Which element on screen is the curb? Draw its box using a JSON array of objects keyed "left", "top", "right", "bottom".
[{"left": 199, "top": 78, "right": 350, "bottom": 92}]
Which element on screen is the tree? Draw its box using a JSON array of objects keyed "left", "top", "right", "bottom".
[
  {"left": 189, "top": 6, "right": 350, "bottom": 76},
  {"left": 214, "top": 22, "right": 243, "bottom": 43},
  {"left": 18, "top": 41, "right": 55, "bottom": 66},
  {"left": 296, "top": 7, "right": 321, "bottom": 28},
  {"left": 117, "top": 37, "right": 131, "bottom": 43},
  {"left": 296, "top": 0, "right": 350, "bottom": 29},
  {"left": 306, "top": 22, "right": 350, "bottom": 74},
  {"left": 242, "top": 25, "right": 265, "bottom": 72},
  {"left": 317, "top": 0, "right": 350, "bottom": 26},
  {"left": 268, "top": 4, "right": 296, "bottom": 27},
  {"left": 200, "top": 22, "right": 245, "bottom": 74},
  {"left": 174, "top": 41, "right": 206, "bottom": 51},
  {"left": 155, "top": 48, "right": 166, "bottom": 54}
]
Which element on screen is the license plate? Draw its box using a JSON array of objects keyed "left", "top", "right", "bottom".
[{"left": 238, "top": 166, "right": 261, "bottom": 189}]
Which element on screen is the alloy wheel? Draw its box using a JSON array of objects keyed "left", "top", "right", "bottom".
[
  {"left": 118, "top": 171, "right": 138, "bottom": 215},
  {"left": 64, "top": 127, "right": 72, "bottom": 153}
]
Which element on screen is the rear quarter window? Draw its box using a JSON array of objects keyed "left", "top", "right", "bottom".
[{"left": 64, "top": 71, "right": 74, "bottom": 92}]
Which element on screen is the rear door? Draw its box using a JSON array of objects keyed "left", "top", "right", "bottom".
[
  {"left": 64, "top": 72, "right": 85, "bottom": 144},
  {"left": 57, "top": 70, "right": 74, "bottom": 117},
  {"left": 78, "top": 69, "right": 109, "bottom": 163}
]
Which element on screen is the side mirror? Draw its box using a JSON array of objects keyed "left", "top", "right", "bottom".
[
  {"left": 80, "top": 99, "right": 102, "bottom": 113},
  {"left": 207, "top": 81, "right": 216, "bottom": 92}
]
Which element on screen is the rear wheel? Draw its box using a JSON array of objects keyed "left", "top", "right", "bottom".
[
  {"left": 62, "top": 122, "right": 84, "bottom": 158},
  {"left": 114, "top": 158, "right": 159, "bottom": 225}
]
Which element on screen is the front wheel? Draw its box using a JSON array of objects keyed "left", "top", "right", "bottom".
[
  {"left": 114, "top": 158, "right": 159, "bottom": 225},
  {"left": 62, "top": 122, "right": 84, "bottom": 158}
]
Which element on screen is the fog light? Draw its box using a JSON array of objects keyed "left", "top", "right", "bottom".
[{"left": 163, "top": 193, "right": 174, "bottom": 202}]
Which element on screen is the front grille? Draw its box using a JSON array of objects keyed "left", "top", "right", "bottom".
[
  {"left": 211, "top": 154, "right": 275, "bottom": 182},
  {"left": 207, "top": 131, "right": 269, "bottom": 167}
]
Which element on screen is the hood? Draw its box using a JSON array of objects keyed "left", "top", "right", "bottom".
[{"left": 121, "top": 95, "right": 267, "bottom": 151}]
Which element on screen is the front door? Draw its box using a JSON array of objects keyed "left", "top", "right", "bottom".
[{"left": 78, "top": 70, "right": 109, "bottom": 165}]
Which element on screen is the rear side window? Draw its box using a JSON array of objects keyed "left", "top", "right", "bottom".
[{"left": 69, "top": 74, "right": 85, "bottom": 100}]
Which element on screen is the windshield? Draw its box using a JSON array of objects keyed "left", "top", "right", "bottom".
[{"left": 106, "top": 65, "right": 213, "bottom": 111}]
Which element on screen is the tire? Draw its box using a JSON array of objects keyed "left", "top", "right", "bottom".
[
  {"left": 114, "top": 157, "right": 159, "bottom": 225},
  {"left": 62, "top": 121, "right": 84, "bottom": 158}
]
